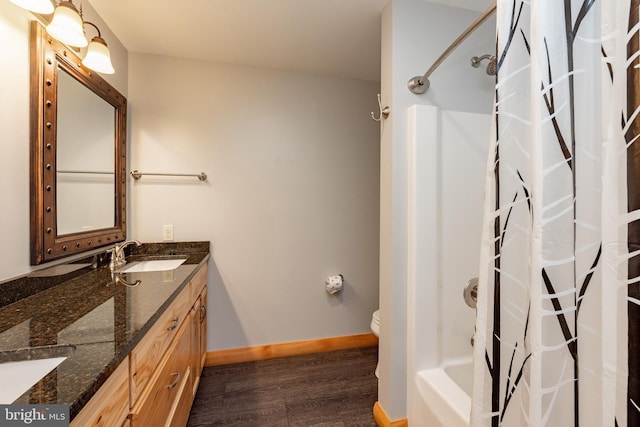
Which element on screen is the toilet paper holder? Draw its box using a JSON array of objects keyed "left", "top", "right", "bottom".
[{"left": 325, "top": 274, "right": 344, "bottom": 294}]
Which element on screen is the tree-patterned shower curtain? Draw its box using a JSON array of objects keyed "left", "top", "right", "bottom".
[{"left": 472, "top": 1, "right": 640, "bottom": 426}]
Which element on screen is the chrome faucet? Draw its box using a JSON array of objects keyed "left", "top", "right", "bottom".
[{"left": 109, "top": 240, "right": 142, "bottom": 270}]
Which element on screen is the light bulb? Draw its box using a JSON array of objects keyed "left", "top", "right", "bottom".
[
  {"left": 82, "top": 36, "right": 115, "bottom": 74},
  {"left": 46, "top": 1, "right": 87, "bottom": 48}
]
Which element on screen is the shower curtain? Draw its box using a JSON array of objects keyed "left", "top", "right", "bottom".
[{"left": 472, "top": 1, "right": 640, "bottom": 426}]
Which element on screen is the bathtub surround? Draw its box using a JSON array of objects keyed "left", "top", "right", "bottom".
[
  {"left": 473, "top": 1, "right": 640, "bottom": 425},
  {"left": 406, "top": 106, "right": 490, "bottom": 425},
  {"left": 379, "top": 0, "right": 494, "bottom": 421}
]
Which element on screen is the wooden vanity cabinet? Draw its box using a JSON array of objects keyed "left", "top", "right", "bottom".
[
  {"left": 128, "top": 263, "right": 208, "bottom": 427},
  {"left": 70, "top": 359, "right": 129, "bottom": 427},
  {"left": 129, "top": 284, "right": 191, "bottom": 406},
  {"left": 70, "top": 263, "right": 208, "bottom": 427}
]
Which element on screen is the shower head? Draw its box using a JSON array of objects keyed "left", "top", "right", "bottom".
[{"left": 471, "top": 54, "right": 497, "bottom": 76}]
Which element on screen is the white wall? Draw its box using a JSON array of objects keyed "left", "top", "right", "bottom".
[
  {"left": 379, "top": 0, "right": 495, "bottom": 420},
  {"left": 0, "top": 1, "right": 127, "bottom": 281},
  {"left": 127, "top": 53, "right": 381, "bottom": 349}
]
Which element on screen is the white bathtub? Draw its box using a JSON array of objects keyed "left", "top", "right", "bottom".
[{"left": 414, "top": 361, "right": 472, "bottom": 427}]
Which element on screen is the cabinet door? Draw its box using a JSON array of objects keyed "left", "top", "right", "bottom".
[
  {"left": 199, "top": 287, "right": 207, "bottom": 372},
  {"left": 190, "top": 297, "right": 201, "bottom": 397}
]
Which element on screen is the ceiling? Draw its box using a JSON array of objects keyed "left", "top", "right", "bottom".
[{"left": 88, "top": 0, "right": 493, "bottom": 82}]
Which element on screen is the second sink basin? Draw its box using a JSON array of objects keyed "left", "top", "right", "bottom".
[
  {"left": 0, "top": 357, "right": 67, "bottom": 403},
  {"left": 117, "top": 258, "right": 187, "bottom": 273},
  {"left": 0, "top": 344, "right": 75, "bottom": 404}
]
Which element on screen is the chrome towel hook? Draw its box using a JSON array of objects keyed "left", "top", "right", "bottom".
[{"left": 371, "top": 93, "right": 390, "bottom": 122}]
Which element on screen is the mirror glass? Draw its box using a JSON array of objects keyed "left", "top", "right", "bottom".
[
  {"left": 56, "top": 68, "right": 115, "bottom": 235},
  {"left": 30, "top": 21, "right": 127, "bottom": 264}
]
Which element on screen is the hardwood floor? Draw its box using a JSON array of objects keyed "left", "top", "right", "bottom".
[{"left": 187, "top": 346, "right": 378, "bottom": 426}]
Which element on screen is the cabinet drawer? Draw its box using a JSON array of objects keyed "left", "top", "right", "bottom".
[
  {"left": 130, "top": 285, "right": 191, "bottom": 405},
  {"left": 71, "top": 359, "right": 129, "bottom": 427},
  {"left": 166, "top": 365, "right": 192, "bottom": 427},
  {"left": 189, "top": 264, "right": 208, "bottom": 303},
  {"left": 131, "top": 318, "right": 191, "bottom": 427}
]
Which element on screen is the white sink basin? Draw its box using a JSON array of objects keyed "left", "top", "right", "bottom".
[
  {"left": 117, "top": 258, "right": 187, "bottom": 273},
  {"left": 0, "top": 357, "right": 67, "bottom": 403}
]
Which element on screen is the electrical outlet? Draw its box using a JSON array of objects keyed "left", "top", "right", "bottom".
[{"left": 162, "top": 225, "right": 174, "bottom": 241}]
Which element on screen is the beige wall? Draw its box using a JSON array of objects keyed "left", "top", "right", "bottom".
[{"left": 127, "top": 53, "right": 381, "bottom": 350}]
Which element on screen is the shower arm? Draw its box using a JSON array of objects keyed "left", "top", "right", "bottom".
[
  {"left": 470, "top": 54, "right": 494, "bottom": 67},
  {"left": 407, "top": 3, "right": 497, "bottom": 94}
]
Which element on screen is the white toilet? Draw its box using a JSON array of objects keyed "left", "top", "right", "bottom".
[{"left": 370, "top": 309, "right": 380, "bottom": 377}]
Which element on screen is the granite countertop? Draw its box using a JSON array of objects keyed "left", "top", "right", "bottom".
[{"left": 0, "top": 242, "right": 210, "bottom": 420}]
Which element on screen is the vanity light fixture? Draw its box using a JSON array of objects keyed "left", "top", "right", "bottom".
[
  {"left": 46, "top": 1, "right": 86, "bottom": 47},
  {"left": 81, "top": 22, "right": 115, "bottom": 74},
  {"left": 9, "top": 0, "right": 115, "bottom": 74}
]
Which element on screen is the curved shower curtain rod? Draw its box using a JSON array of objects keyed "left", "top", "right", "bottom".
[{"left": 407, "top": 3, "right": 497, "bottom": 94}]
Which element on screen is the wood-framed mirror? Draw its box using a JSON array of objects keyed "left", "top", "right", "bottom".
[{"left": 30, "top": 21, "right": 127, "bottom": 265}]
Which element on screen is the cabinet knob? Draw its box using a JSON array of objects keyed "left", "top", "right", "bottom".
[{"left": 167, "top": 318, "right": 179, "bottom": 331}]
